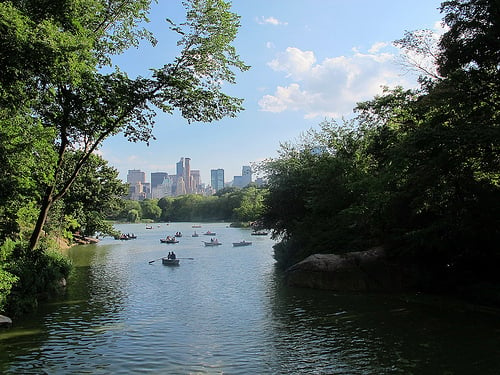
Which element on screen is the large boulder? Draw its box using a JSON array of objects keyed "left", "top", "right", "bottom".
[{"left": 285, "top": 247, "right": 416, "bottom": 292}]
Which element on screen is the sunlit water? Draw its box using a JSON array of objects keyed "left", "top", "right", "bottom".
[{"left": 2, "top": 223, "right": 500, "bottom": 374}]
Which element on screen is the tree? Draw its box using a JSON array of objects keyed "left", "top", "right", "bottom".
[
  {"left": 260, "top": 0, "right": 500, "bottom": 279},
  {"left": 51, "top": 152, "right": 127, "bottom": 236},
  {"left": 0, "top": 0, "right": 248, "bottom": 251},
  {"left": 233, "top": 186, "right": 267, "bottom": 222},
  {"left": 0, "top": 114, "right": 55, "bottom": 242},
  {"left": 437, "top": 0, "right": 500, "bottom": 77},
  {"left": 140, "top": 199, "right": 161, "bottom": 221}
]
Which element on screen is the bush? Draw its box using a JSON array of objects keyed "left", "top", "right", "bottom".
[{"left": 4, "top": 242, "right": 72, "bottom": 316}]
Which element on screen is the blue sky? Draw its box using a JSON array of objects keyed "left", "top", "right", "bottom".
[{"left": 100, "top": 0, "right": 443, "bottom": 184}]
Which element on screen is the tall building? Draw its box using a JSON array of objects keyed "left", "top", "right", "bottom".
[
  {"left": 184, "top": 157, "right": 191, "bottom": 193},
  {"left": 176, "top": 158, "right": 184, "bottom": 177},
  {"left": 152, "top": 175, "right": 174, "bottom": 199},
  {"left": 211, "top": 169, "right": 225, "bottom": 192},
  {"left": 151, "top": 172, "right": 168, "bottom": 190},
  {"left": 127, "top": 169, "right": 145, "bottom": 184},
  {"left": 233, "top": 166, "right": 252, "bottom": 188},
  {"left": 127, "top": 169, "right": 147, "bottom": 200},
  {"left": 191, "top": 170, "right": 201, "bottom": 193},
  {"left": 242, "top": 166, "right": 252, "bottom": 186}
]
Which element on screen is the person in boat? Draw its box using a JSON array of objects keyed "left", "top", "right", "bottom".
[
  {"left": 167, "top": 252, "right": 172, "bottom": 259},
  {"left": 170, "top": 251, "right": 176, "bottom": 259}
]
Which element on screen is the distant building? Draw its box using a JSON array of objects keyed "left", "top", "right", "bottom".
[
  {"left": 176, "top": 158, "right": 184, "bottom": 178},
  {"left": 211, "top": 169, "right": 225, "bottom": 192},
  {"left": 127, "top": 169, "right": 145, "bottom": 184},
  {"left": 255, "top": 177, "right": 267, "bottom": 187},
  {"left": 152, "top": 175, "right": 174, "bottom": 199},
  {"left": 191, "top": 170, "right": 201, "bottom": 193},
  {"left": 176, "top": 176, "right": 187, "bottom": 196},
  {"left": 242, "top": 166, "right": 252, "bottom": 186},
  {"left": 127, "top": 169, "right": 147, "bottom": 200},
  {"left": 151, "top": 172, "right": 168, "bottom": 190},
  {"left": 233, "top": 166, "right": 252, "bottom": 188}
]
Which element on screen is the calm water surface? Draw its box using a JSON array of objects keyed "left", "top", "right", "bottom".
[{"left": 1, "top": 222, "right": 500, "bottom": 374}]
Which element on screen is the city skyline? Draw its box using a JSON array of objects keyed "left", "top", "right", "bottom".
[
  {"left": 124, "top": 156, "right": 255, "bottom": 200},
  {"left": 122, "top": 156, "right": 254, "bottom": 187}
]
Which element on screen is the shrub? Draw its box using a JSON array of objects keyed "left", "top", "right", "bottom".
[{"left": 4, "top": 242, "right": 72, "bottom": 316}]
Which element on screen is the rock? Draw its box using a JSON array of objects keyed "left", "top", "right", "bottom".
[
  {"left": 0, "top": 315, "right": 12, "bottom": 328},
  {"left": 285, "top": 247, "right": 415, "bottom": 292}
]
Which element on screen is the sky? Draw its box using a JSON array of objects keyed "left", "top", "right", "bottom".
[{"left": 100, "top": 0, "right": 444, "bottom": 185}]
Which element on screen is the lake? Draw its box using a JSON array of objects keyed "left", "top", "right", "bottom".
[{"left": 1, "top": 222, "right": 500, "bottom": 374}]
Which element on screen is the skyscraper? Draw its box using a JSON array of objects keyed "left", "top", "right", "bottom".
[
  {"left": 191, "top": 170, "right": 201, "bottom": 193},
  {"left": 185, "top": 157, "right": 191, "bottom": 193},
  {"left": 242, "top": 166, "right": 252, "bottom": 186},
  {"left": 127, "top": 169, "right": 146, "bottom": 200},
  {"left": 151, "top": 172, "right": 168, "bottom": 190},
  {"left": 176, "top": 157, "right": 184, "bottom": 177},
  {"left": 211, "top": 169, "right": 225, "bottom": 192},
  {"left": 233, "top": 166, "right": 252, "bottom": 188},
  {"left": 127, "top": 169, "right": 145, "bottom": 184}
]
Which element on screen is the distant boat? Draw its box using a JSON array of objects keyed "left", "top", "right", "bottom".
[
  {"left": 203, "top": 240, "right": 222, "bottom": 247},
  {"left": 160, "top": 237, "right": 179, "bottom": 244},
  {"left": 203, "top": 231, "right": 216, "bottom": 236},
  {"left": 162, "top": 258, "right": 180, "bottom": 266},
  {"left": 145, "top": 226, "right": 153, "bottom": 229},
  {"left": 192, "top": 224, "right": 202, "bottom": 228},
  {"left": 251, "top": 231, "right": 268, "bottom": 236},
  {"left": 192, "top": 231, "right": 199, "bottom": 237},
  {"left": 115, "top": 233, "right": 137, "bottom": 240},
  {"left": 232, "top": 240, "right": 252, "bottom": 247}
]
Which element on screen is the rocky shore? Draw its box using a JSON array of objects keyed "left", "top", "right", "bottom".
[{"left": 285, "top": 247, "right": 420, "bottom": 292}]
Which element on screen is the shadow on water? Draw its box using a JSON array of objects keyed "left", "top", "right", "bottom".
[{"left": 266, "top": 267, "right": 500, "bottom": 374}]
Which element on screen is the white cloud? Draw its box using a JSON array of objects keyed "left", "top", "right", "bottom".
[
  {"left": 369, "top": 42, "right": 388, "bottom": 53},
  {"left": 259, "top": 42, "right": 416, "bottom": 119},
  {"left": 257, "top": 16, "right": 288, "bottom": 26},
  {"left": 267, "top": 47, "right": 316, "bottom": 79}
]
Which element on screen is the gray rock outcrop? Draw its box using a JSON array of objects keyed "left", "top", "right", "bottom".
[{"left": 285, "top": 247, "right": 416, "bottom": 292}]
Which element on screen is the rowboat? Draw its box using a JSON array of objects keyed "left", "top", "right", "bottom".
[
  {"left": 232, "top": 240, "right": 252, "bottom": 247},
  {"left": 203, "top": 231, "right": 216, "bottom": 235},
  {"left": 203, "top": 241, "right": 222, "bottom": 247},
  {"left": 162, "top": 258, "right": 180, "bottom": 266},
  {"left": 160, "top": 238, "right": 179, "bottom": 244},
  {"left": 251, "top": 231, "right": 268, "bottom": 236}
]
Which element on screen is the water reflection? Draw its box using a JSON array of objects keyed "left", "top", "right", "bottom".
[{"left": 266, "top": 269, "right": 500, "bottom": 374}]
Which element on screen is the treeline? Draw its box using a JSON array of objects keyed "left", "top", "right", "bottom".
[
  {"left": 110, "top": 186, "right": 267, "bottom": 224},
  {"left": 260, "top": 0, "right": 500, "bottom": 291}
]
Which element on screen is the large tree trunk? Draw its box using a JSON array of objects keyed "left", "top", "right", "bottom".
[{"left": 28, "top": 187, "right": 54, "bottom": 251}]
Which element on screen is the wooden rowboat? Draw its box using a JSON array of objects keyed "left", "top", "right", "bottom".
[
  {"left": 203, "top": 241, "right": 222, "bottom": 247},
  {"left": 160, "top": 238, "right": 179, "bottom": 244},
  {"left": 232, "top": 240, "right": 252, "bottom": 247},
  {"left": 162, "top": 258, "right": 180, "bottom": 266}
]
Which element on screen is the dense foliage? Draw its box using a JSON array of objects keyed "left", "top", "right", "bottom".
[
  {"left": 110, "top": 185, "right": 267, "bottom": 224},
  {"left": 260, "top": 0, "right": 500, "bottom": 290}
]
